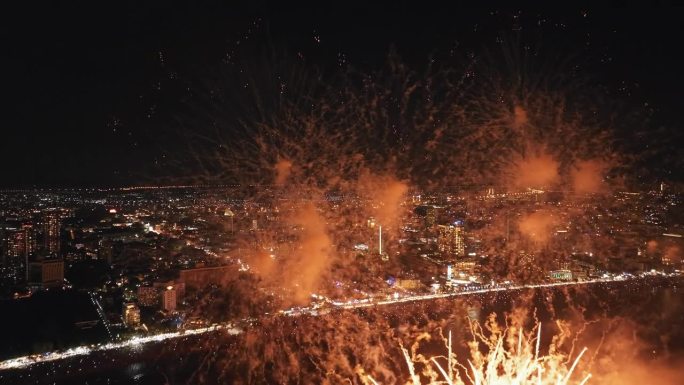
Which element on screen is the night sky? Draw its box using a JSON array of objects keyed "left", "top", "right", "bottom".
[{"left": 4, "top": 1, "right": 684, "bottom": 187}]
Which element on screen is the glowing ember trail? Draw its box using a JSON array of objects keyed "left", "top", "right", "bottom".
[{"left": 366, "top": 322, "right": 591, "bottom": 385}]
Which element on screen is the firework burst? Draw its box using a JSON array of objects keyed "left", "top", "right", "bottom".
[
  {"left": 154, "top": 36, "right": 647, "bottom": 305},
  {"left": 365, "top": 317, "right": 591, "bottom": 385}
]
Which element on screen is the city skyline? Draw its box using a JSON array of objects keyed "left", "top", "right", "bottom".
[{"left": 1, "top": 3, "right": 683, "bottom": 384}]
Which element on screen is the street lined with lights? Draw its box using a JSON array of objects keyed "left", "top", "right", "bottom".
[{"left": 1, "top": 271, "right": 677, "bottom": 372}]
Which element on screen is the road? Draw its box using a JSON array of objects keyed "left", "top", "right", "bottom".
[{"left": 0, "top": 271, "right": 678, "bottom": 371}]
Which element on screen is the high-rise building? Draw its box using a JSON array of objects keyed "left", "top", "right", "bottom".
[
  {"left": 414, "top": 205, "right": 437, "bottom": 228},
  {"left": 224, "top": 208, "right": 235, "bottom": 233},
  {"left": 438, "top": 221, "right": 465, "bottom": 259},
  {"left": 22, "top": 223, "right": 36, "bottom": 257},
  {"left": 3, "top": 223, "right": 35, "bottom": 258},
  {"left": 43, "top": 211, "right": 61, "bottom": 256},
  {"left": 137, "top": 286, "right": 159, "bottom": 307},
  {"left": 28, "top": 259, "right": 64, "bottom": 288},
  {"left": 154, "top": 280, "right": 185, "bottom": 299},
  {"left": 6, "top": 229, "right": 24, "bottom": 258},
  {"left": 162, "top": 286, "right": 177, "bottom": 312},
  {"left": 1, "top": 228, "right": 11, "bottom": 266},
  {"left": 98, "top": 240, "right": 114, "bottom": 265},
  {"left": 378, "top": 225, "right": 382, "bottom": 254},
  {"left": 1, "top": 223, "right": 36, "bottom": 281},
  {"left": 425, "top": 207, "right": 437, "bottom": 228},
  {"left": 122, "top": 303, "right": 141, "bottom": 327},
  {"left": 378, "top": 225, "right": 388, "bottom": 261}
]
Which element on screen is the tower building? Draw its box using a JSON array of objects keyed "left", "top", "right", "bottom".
[
  {"left": 43, "top": 211, "right": 61, "bottom": 255},
  {"left": 438, "top": 221, "right": 465, "bottom": 259},
  {"left": 28, "top": 259, "right": 64, "bottom": 288}
]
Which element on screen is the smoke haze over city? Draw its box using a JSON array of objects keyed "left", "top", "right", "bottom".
[{"left": 1, "top": 2, "right": 684, "bottom": 385}]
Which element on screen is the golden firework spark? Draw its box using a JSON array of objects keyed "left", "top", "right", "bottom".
[{"left": 366, "top": 322, "right": 591, "bottom": 385}]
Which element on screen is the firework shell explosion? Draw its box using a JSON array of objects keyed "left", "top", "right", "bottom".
[
  {"left": 363, "top": 316, "right": 591, "bottom": 385},
  {"left": 146, "top": 39, "right": 649, "bottom": 306},
  {"left": 175, "top": 43, "right": 622, "bottom": 191},
  {"left": 128, "top": 39, "right": 684, "bottom": 385}
]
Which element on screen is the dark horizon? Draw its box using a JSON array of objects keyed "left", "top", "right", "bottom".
[{"left": 4, "top": 2, "right": 684, "bottom": 187}]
